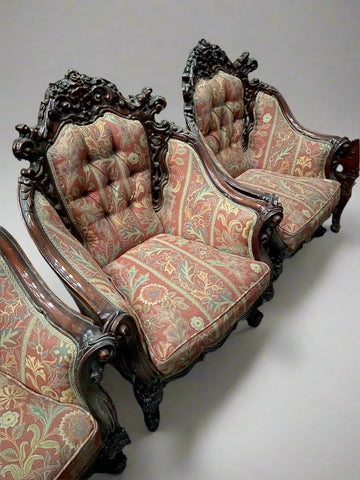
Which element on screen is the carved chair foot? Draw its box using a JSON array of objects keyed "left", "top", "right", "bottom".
[
  {"left": 313, "top": 225, "right": 327, "bottom": 238},
  {"left": 247, "top": 308, "right": 263, "bottom": 328},
  {"left": 133, "top": 378, "right": 164, "bottom": 432},
  {"left": 331, "top": 213, "right": 341, "bottom": 233},
  {"left": 92, "top": 425, "right": 130, "bottom": 474},
  {"left": 144, "top": 406, "right": 160, "bottom": 432}
]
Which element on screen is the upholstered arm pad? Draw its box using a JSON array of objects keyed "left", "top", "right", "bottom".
[
  {"left": 158, "top": 139, "right": 259, "bottom": 259},
  {"left": 34, "top": 192, "right": 136, "bottom": 320},
  {"left": 247, "top": 92, "right": 333, "bottom": 177}
]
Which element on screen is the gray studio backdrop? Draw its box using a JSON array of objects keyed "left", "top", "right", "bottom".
[{"left": 0, "top": 2, "right": 359, "bottom": 480}]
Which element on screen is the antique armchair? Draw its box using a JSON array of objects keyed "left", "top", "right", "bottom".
[
  {"left": 182, "top": 39, "right": 359, "bottom": 255},
  {"left": 0, "top": 227, "right": 130, "bottom": 478},
  {"left": 13, "top": 71, "right": 278, "bottom": 432}
]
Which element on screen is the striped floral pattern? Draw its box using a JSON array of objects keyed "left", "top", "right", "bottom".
[
  {"left": 158, "top": 139, "right": 258, "bottom": 259},
  {"left": 194, "top": 71, "right": 250, "bottom": 177},
  {"left": 246, "top": 92, "right": 332, "bottom": 177},
  {"left": 238, "top": 169, "right": 341, "bottom": 249},
  {"left": 0, "top": 373, "right": 98, "bottom": 480},
  {"left": 104, "top": 234, "right": 270, "bottom": 375},
  {"left": 34, "top": 192, "right": 136, "bottom": 316},
  {"left": 47, "top": 113, "right": 164, "bottom": 267},
  {"left": 0, "top": 255, "right": 81, "bottom": 406}
]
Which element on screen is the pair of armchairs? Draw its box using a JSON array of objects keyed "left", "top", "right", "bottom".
[
  {"left": 0, "top": 227, "right": 129, "bottom": 478},
  {"left": 10, "top": 40, "right": 358, "bottom": 476}
]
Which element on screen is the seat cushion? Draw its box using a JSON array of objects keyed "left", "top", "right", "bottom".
[
  {"left": 0, "top": 372, "right": 99, "bottom": 480},
  {"left": 103, "top": 234, "right": 270, "bottom": 376},
  {"left": 237, "top": 169, "right": 341, "bottom": 250}
]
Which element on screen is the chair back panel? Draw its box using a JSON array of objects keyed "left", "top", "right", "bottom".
[
  {"left": 194, "top": 71, "right": 249, "bottom": 178},
  {"left": 47, "top": 112, "right": 164, "bottom": 267},
  {"left": 247, "top": 92, "right": 332, "bottom": 177}
]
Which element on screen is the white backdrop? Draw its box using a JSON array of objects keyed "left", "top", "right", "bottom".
[{"left": 0, "top": 2, "right": 359, "bottom": 479}]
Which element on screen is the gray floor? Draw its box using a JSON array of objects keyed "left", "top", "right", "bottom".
[{"left": 1, "top": 2, "right": 359, "bottom": 479}]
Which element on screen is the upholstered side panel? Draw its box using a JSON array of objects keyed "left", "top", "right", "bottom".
[
  {"left": 0, "top": 255, "right": 83, "bottom": 406},
  {"left": 47, "top": 113, "right": 164, "bottom": 267},
  {"left": 194, "top": 71, "right": 250, "bottom": 177},
  {"left": 158, "top": 139, "right": 258, "bottom": 259},
  {"left": 246, "top": 92, "right": 332, "bottom": 177},
  {"left": 104, "top": 234, "right": 270, "bottom": 376},
  {"left": 34, "top": 192, "right": 136, "bottom": 317},
  {"left": 0, "top": 373, "right": 99, "bottom": 480}
]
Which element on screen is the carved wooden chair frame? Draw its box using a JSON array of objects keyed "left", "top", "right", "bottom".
[
  {"left": 182, "top": 39, "right": 359, "bottom": 252},
  {"left": 13, "top": 70, "right": 281, "bottom": 432},
  {"left": 0, "top": 226, "right": 130, "bottom": 476}
]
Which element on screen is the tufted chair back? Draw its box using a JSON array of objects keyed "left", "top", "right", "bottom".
[
  {"left": 193, "top": 70, "right": 251, "bottom": 178},
  {"left": 47, "top": 113, "right": 164, "bottom": 267}
]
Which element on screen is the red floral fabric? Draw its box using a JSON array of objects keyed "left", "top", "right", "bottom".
[
  {"left": 0, "top": 372, "right": 98, "bottom": 480},
  {"left": 158, "top": 139, "right": 258, "bottom": 259},
  {"left": 194, "top": 71, "right": 250, "bottom": 177},
  {"left": 104, "top": 233, "right": 270, "bottom": 375},
  {"left": 245, "top": 92, "right": 332, "bottom": 177},
  {"left": 238, "top": 169, "right": 341, "bottom": 250},
  {"left": 34, "top": 192, "right": 136, "bottom": 316},
  {"left": 0, "top": 255, "right": 82, "bottom": 406},
  {"left": 47, "top": 113, "right": 164, "bottom": 267}
]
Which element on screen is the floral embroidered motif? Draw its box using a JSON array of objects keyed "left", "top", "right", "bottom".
[
  {"left": 0, "top": 373, "right": 97, "bottom": 480},
  {"left": 158, "top": 139, "right": 258, "bottom": 259},
  {"left": 59, "top": 411, "right": 93, "bottom": 449},
  {"left": 140, "top": 284, "right": 168, "bottom": 306},
  {"left": 104, "top": 233, "right": 270, "bottom": 375},
  {"left": 246, "top": 92, "right": 332, "bottom": 177},
  {"left": 0, "top": 411, "right": 19, "bottom": 429},
  {"left": 0, "top": 256, "right": 81, "bottom": 405}
]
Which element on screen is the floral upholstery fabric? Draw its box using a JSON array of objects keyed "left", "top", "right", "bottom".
[
  {"left": 194, "top": 71, "right": 251, "bottom": 177},
  {"left": 158, "top": 139, "right": 258, "bottom": 259},
  {"left": 47, "top": 113, "right": 164, "bottom": 267},
  {"left": 245, "top": 92, "right": 332, "bottom": 177},
  {"left": 237, "top": 169, "right": 341, "bottom": 250},
  {"left": 0, "top": 255, "right": 83, "bottom": 407},
  {"left": 104, "top": 234, "right": 270, "bottom": 375},
  {"left": 0, "top": 372, "right": 98, "bottom": 480},
  {"left": 34, "top": 191, "right": 136, "bottom": 316}
]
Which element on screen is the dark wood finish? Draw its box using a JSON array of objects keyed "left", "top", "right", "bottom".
[
  {"left": 13, "top": 70, "right": 277, "bottom": 432},
  {"left": 0, "top": 226, "right": 130, "bottom": 475},
  {"left": 182, "top": 38, "right": 359, "bottom": 239}
]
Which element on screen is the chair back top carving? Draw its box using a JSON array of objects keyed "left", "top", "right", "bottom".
[
  {"left": 182, "top": 38, "right": 261, "bottom": 154},
  {"left": 13, "top": 71, "right": 185, "bottom": 267}
]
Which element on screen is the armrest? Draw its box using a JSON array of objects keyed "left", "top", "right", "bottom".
[
  {"left": 247, "top": 89, "right": 343, "bottom": 178},
  {"left": 158, "top": 136, "right": 282, "bottom": 261}
]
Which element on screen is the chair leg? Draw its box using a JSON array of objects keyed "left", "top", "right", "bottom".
[
  {"left": 91, "top": 424, "right": 130, "bottom": 475},
  {"left": 133, "top": 377, "right": 164, "bottom": 432}
]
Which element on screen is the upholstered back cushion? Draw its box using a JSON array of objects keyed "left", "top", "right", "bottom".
[
  {"left": 0, "top": 256, "right": 82, "bottom": 406},
  {"left": 47, "top": 113, "right": 164, "bottom": 267},
  {"left": 194, "top": 71, "right": 250, "bottom": 177},
  {"left": 246, "top": 92, "right": 332, "bottom": 177}
]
